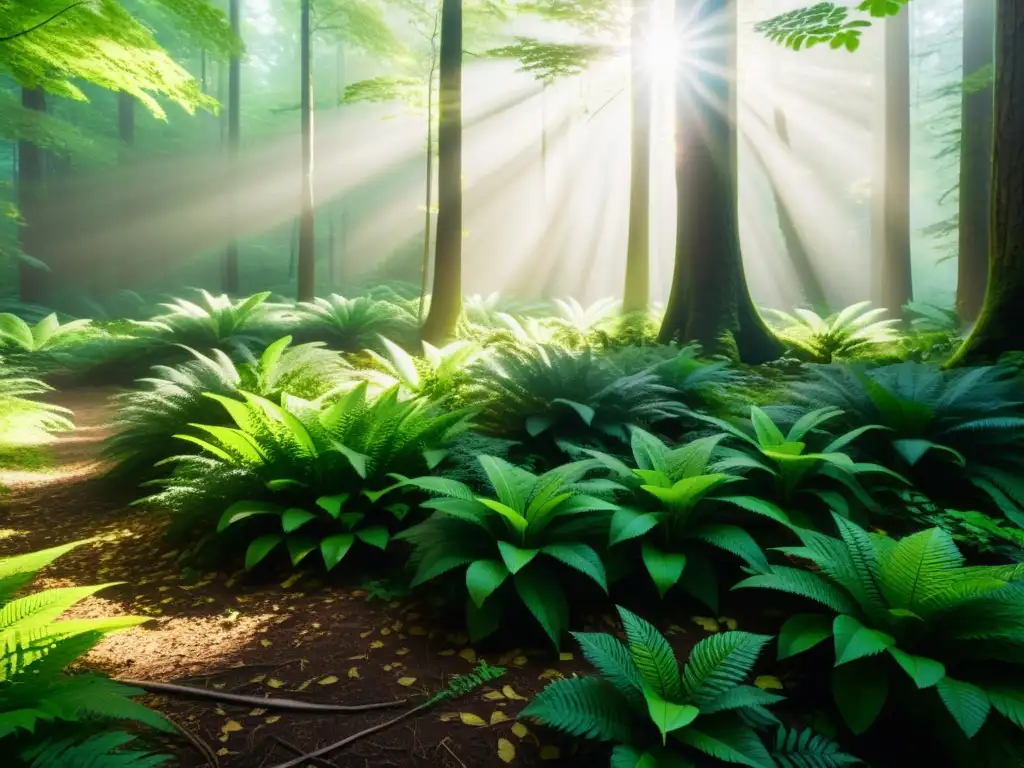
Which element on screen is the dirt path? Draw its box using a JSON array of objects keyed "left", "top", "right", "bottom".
[{"left": 0, "top": 388, "right": 599, "bottom": 767}]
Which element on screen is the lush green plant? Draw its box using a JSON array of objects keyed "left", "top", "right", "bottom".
[
  {"left": 468, "top": 344, "right": 687, "bottom": 464},
  {"left": 285, "top": 294, "right": 418, "bottom": 351},
  {"left": 145, "top": 383, "right": 475, "bottom": 570},
  {"left": 763, "top": 302, "right": 902, "bottom": 364},
  {"left": 0, "top": 359, "right": 73, "bottom": 446},
  {"left": 579, "top": 428, "right": 789, "bottom": 610},
  {"left": 521, "top": 604, "right": 788, "bottom": 766},
  {"left": 782, "top": 363, "right": 1024, "bottom": 523},
  {"left": 104, "top": 337, "right": 349, "bottom": 480},
  {"left": 396, "top": 456, "right": 617, "bottom": 646},
  {"left": 0, "top": 540, "right": 172, "bottom": 766},
  {"left": 349, "top": 337, "right": 487, "bottom": 401},
  {"left": 689, "top": 406, "right": 904, "bottom": 524},
  {"left": 0, "top": 312, "right": 95, "bottom": 353},
  {"left": 735, "top": 515, "right": 1024, "bottom": 745},
  {"left": 149, "top": 290, "right": 274, "bottom": 349}
]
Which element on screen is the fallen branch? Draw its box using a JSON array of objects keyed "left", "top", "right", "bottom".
[
  {"left": 166, "top": 714, "right": 219, "bottom": 768},
  {"left": 269, "top": 735, "right": 337, "bottom": 768},
  {"left": 266, "top": 700, "right": 434, "bottom": 768},
  {"left": 118, "top": 678, "right": 406, "bottom": 712}
]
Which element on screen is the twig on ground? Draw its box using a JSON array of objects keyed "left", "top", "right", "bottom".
[
  {"left": 118, "top": 678, "right": 407, "bottom": 712},
  {"left": 269, "top": 735, "right": 338, "bottom": 768},
  {"left": 266, "top": 700, "right": 434, "bottom": 768},
  {"left": 166, "top": 714, "right": 219, "bottom": 768}
]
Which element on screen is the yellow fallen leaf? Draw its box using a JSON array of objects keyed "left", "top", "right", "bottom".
[
  {"left": 348, "top": 654, "right": 368, "bottom": 660},
  {"left": 216, "top": 748, "right": 231, "bottom": 756},
  {"left": 249, "top": 708, "right": 267, "bottom": 716},
  {"left": 318, "top": 676, "right": 338, "bottom": 686},
  {"left": 490, "top": 711, "right": 510, "bottom": 725},
  {"left": 398, "top": 677, "right": 417, "bottom": 686},
  {"left": 512, "top": 656, "right": 528, "bottom": 666},
  {"left": 438, "top": 712, "right": 458, "bottom": 722},
  {"left": 296, "top": 679, "right": 312, "bottom": 691},
  {"left": 497, "top": 737, "right": 516, "bottom": 763},
  {"left": 511, "top": 722, "right": 529, "bottom": 739},
  {"left": 438, "top": 649, "right": 456, "bottom": 656},
  {"left": 260, "top": 639, "right": 273, "bottom": 647},
  {"left": 483, "top": 690, "right": 505, "bottom": 700},
  {"left": 692, "top": 616, "right": 720, "bottom": 632},
  {"left": 539, "top": 669, "right": 563, "bottom": 680},
  {"left": 502, "top": 685, "right": 527, "bottom": 701},
  {"left": 265, "top": 715, "right": 280, "bottom": 724},
  {"left": 266, "top": 679, "right": 285, "bottom": 689},
  {"left": 540, "top": 745, "right": 561, "bottom": 760},
  {"left": 370, "top": 640, "right": 385, "bottom": 649},
  {"left": 360, "top": 630, "right": 372, "bottom": 638},
  {"left": 221, "top": 720, "right": 243, "bottom": 734},
  {"left": 249, "top": 675, "right": 266, "bottom": 684},
  {"left": 396, "top": 648, "right": 410, "bottom": 656},
  {"left": 755, "top": 675, "right": 784, "bottom": 691},
  {"left": 460, "top": 712, "right": 487, "bottom": 726},
  {"left": 383, "top": 664, "right": 393, "bottom": 672},
  {"left": 348, "top": 667, "right": 360, "bottom": 679},
  {"left": 718, "top": 616, "right": 738, "bottom": 630},
  {"left": 380, "top": 628, "right": 392, "bottom": 636},
  {"left": 459, "top": 648, "right": 478, "bottom": 663},
  {"left": 280, "top": 573, "right": 303, "bottom": 588},
  {"left": 558, "top": 652, "right": 573, "bottom": 661}
]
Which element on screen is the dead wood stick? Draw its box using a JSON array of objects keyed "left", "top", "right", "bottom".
[{"left": 167, "top": 714, "right": 219, "bottom": 768}]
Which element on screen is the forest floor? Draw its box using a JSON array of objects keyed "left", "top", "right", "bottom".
[{"left": 0, "top": 389, "right": 747, "bottom": 768}]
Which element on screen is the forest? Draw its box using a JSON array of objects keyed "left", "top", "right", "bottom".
[{"left": 2, "top": 0, "right": 1024, "bottom": 765}]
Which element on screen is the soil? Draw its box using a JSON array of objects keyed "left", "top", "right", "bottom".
[{"left": 0, "top": 387, "right": 766, "bottom": 768}]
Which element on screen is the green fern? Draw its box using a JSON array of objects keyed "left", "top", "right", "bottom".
[
  {"left": 771, "top": 726, "right": 862, "bottom": 768},
  {"left": 763, "top": 302, "right": 902, "bottom": 364}
]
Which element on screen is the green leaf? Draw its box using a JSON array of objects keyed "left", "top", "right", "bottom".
[
  {"left": 498, "top": 541, "right": 539, "bottom": 574},
  {"left": 281, "top": 508, "right": 316, "bottom": 533},
  {"left": 478, "top": 498, "right": 529, "bottom": 534},
  {"left": 466, "top": 593, "right": 503, "bottom": 642},
  {"left": 525, "top": 414, "right": 553, "bottom": 436},
  {"left": 642, "top": 543, "right": 687, "bottom": 598},
  {"left": 751, "top": 406, "right": 787, "bottom": 447},
  {"left": 937, "top": 677, "right": 991, "bottom": 738},
  {"left": 218, "top": 500, "right": 281, "bottom": 532},
  {"left": 832, "top": 614, "right": 894, "bottom": 666},
  {"left": 677, "top": 718, "right": 775, "bottom": 767},
  {"left": 986, "top": 686, "right": 1024, "bottom": 730},
  {"left": 355, "top": 526, "right": 390, "bottom": 551},
  {"left": 878, "top": 526, "right": 963, "bottom": 615},
  {"left": 609, "top": 508, "right": 660, "bottom": 547},
  {"left": 331, "top": 442, "right": 369, "bottom": 478},
  {"left": 832, "top": 659, "right": 888, "bottom": 735},
  {"left": 642, "top": 474, "right": 739, "bottom": 509},
  {"left": 514, "top": 565, "right": 569, "bottom": 647},
  {"left": 570, "top": 631, "right": 645, "bottom": 709},
  {"left": 611, "top": 745, "right": 695, "bottom": 768},
  {"left": 479, "top": 455, "right": 529, "bottom": 511},
  {"left": 888, "top": 648, "right": 945, "bottom": 689},
  {"left": 777, "top": 613, "right": 833, "bottom": 660},
  {"left": 683, "top": 631, "right": 771, "bottom": 705},
  {"left": 320, "top": 533, "right": 355, "bottom": 571},
  {"left": 519, "top": 676, "right": 634, "bottom": 743},
  {"left": 553, "top": 397, "right": 596, "bottom": 425},
  {"left": 244, "top": 534, "right": 282, "bottom": 571},
  {"left": 616, "top": 605, "right": 682, "bottom": 700},
  {"left": 286, "top": 536, "right": 317, "bottom": 566},
  {"left": 694, "top": 524, "right": 770, "bottom": 572},
  {"left": 465, "top": 559, "right": 509, "bottom": 608},
  {"left": 542, "top": 543, "right": 608, "bottom": 591},
  {"left": 733, "top": 566, "right": 858, "bottom": 614},
  {"left": 315, "top": 494, "right": 349, "bottom": 519},
  {"left": 643, "top": 688, "right": 698, "bottom": 744}
]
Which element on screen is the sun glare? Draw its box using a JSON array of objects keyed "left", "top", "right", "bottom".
[{"left": 638, "top": 21, "right": 681, "bottom": 77}]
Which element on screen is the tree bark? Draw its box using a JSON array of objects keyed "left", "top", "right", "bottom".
[
  {"left": 623, "top": 0, "right": 652, "bottom": 312},
  {"left": 296, "top": 0, "right": 316, "bottom": 302},
  {"left": 948, "top": 0, "right": 1024, "bottom": 365},
  {"left": 223, "top": 0, "right": 241, "bottom": 294},
  {"left": 873, "top": 7, "right": 913, "bottom": 318},
  {"left": 657, "top": 0, "right": 783, "bottom": 362},
  {"left": 115, "top": 90, "right": 137, "bottom": 288},
  {"left": 420, "top": 0, "right": 463, "bottom": 345},
  {"left": 956, "top": 0, "right": 996, "bottom": 323},
  {"left": 17, "top": 87, "right": 48, "bottom": 304}
]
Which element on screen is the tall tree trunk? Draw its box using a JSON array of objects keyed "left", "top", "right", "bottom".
[
  {"left": 223, "top": 0, "right": 241, "bottom": 294},
  {"left": 873, "top": 7, "right": 913, "bottom": 318},
  {"left": 420, "top": 0, "right": 463, "bottom": 344},
  {"left": 948, "top": 0, "right": 1024, "bottom": 365},
  {"left": 623, "top": 0, "right": 652, "bottom": 312},
  {"left": 296, "top": 0, "right": 316, "bottom": 302},
  {"left": 17, "top": 88, "right": 47, "bottom": 304},
  {"left": 658, "top": 0, "right": 782, "bottom": 362},
  {"left": 956, "top": 0, "right": 996, "bottom": 323},
  {"left": 116, "top": 91, "right": 136, "bottom": 288},
  {"left": 332, "top": 44, "right": 346, "bottom": 288}
]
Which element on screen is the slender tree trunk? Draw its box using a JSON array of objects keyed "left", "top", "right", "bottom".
[
  {"left": 873, "top": 7, "right": 913, "bottom": 318},
  {"left": 956, "top": 0, "right": 995, "bottom": 323},
  {"left": 658, "top": 0, "right": 782, "bottom": 362},
  {"left": 623, "top": 0, "right": 652, "bottom": 312},
  {"left": 420, "top": 0, "right": 463, "bottom": 344},
  {"left": 17, "top": 88, "right": 48, "bottom": 304},
  {"left": 296, "top": 0, "right": 316, "bottom": 302},
  {"left": 115, "top": 91, "right": 136, "bottom": 288},
  {"left": 332, "top": 44, "right": 346, "bottom": 288},
  {"left": 224, "top": 0, "right": 241, "bottom": 294},
  {"left": 948, "top": 0, "right": 1024, "bottom": 365}
]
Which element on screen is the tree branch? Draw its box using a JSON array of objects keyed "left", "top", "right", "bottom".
[{"left": 0, "top": 2, "right": 88, "bottom": 43}]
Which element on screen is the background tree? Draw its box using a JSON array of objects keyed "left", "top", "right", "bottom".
[
  {"left": 224, "top": 0, "right": 241, "bottom": 293},
  {"left": 623, "top": 0, "right": 651, "bottom": 312}
]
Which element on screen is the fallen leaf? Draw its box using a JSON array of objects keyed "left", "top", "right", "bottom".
[
  {"left": 249, "top": 675, "right": 266, "bottom": 684},
  {"left": 296, "top": 680, "right": 312, "bottom": 692},
  {"left": 460, "top": 712, "right": 487, "bottom": 726},
  {"left": 383, "top": 664, "right": 394, "bottom": 672},
  {"left": 360, "top": 630, "right": 372, "bottom": 638},
  {"left": 538, "top": 669, "right": 563, "bottom": 680},
  {"left": 280, "top": 573, "right": 303, "bottom": 589},
  {"left": 755, "top": 675, "right": 784, "bottom": 691},
  {"left": 216, "top": 748, "right": 231, "bottom": 756},
  {"left": 438, "top": 712, "right": 458, "bottom": 722},
  {"left": 511, "top": 722, "right": 529, "bottom": 739},
  {"left": 398, "top": 677, "right": 417, "bottom": 686},
  {"left": 370, "top": 640, "right": 385, "bottom": 649},
  {"left": 260, "top": 639, "right": 273, "bottom": 647},
  {"left": 490, "top": 711, "right": 510, "bottom": 725},
  {"left": 249, "top": 708, "right": 267, "bottom": 716},
  {"left": 512, "top": 656, "right": 527, "bottom": 666},
  {"left": 558, "top": 652, "right": 573, "bottom": 661},
  {"left": 266, "top": 679, "right": 285, "bottom": 689},
  {"left": 318, "top": 676, "right": 338, "bottom": 686},
  {"left": 380, "top": 628, "right": 392, "bottom": 636},
  {"left": 458, "top": 648, "right": 478, "bottom": 664},
  {"left": 265, "top": 715, "right": 280, "bottom": 724},
  {"left": 502, "top": 685, "right": 527, "bottom": 701},
  {"left": 692, "top": 616, "right": 720, "bottom": 632},
  {"left": 221, "top": 720, "right": 243, "bottom": 734},
  {"left": 483, "top": 690, "right": 505, "bottom": 700},
  {"left": 718, "top": 616, "right": 738, "bottom": 630},
  {"left": 348, "top": 667, "right": 360, "bottom": 679},
  {"left": 396, "top": 647, "right": 410, "bottom": 656},
  {"left": 540, "top": 745, "right": 561, "bottom": 760},
  {"left": 348, "top": 654, "right": 368, "bottom": 660},
  {"left": 497, "top": 737, "right": 516, "bottom": 763}
]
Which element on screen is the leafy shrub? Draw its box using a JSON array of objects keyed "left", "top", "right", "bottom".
[
  {"left": 521, "top": 604, "right": 790, "bottom": 766},
  {"left": 0, "top": 312, "right": 95, "bottom": 353},
  {"left": 0, "top": 540, "right": 172, "bottom": 766},
  {"left": 104, "top": 337, "right": 349, "bottom": 481},
  {"left": 763, "top": 302, "right": 901, "bottom": 363},
  {"left": 349, "top": 337, "right": 487, "bottom": 401},
  {"left": 782, "top": 362, "right": 1024, "bottom": 522},
  {"left": 284, "top": 294, "right": 418, "bottom": 351},
  {"left": 579, "top": 429, "right": 789, "bottom": 610},
  {"left": 144, "top": 383, "right": 475, "bottom": 570},
  {"left": 735, "top": 515, "right": 1024, "bottom": 748},
  {"left": 0, "top": 359, "right": 73, "bottom": 446},
  {"left": 397, "top": 456, "right": 616, "bottom": 646}
]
